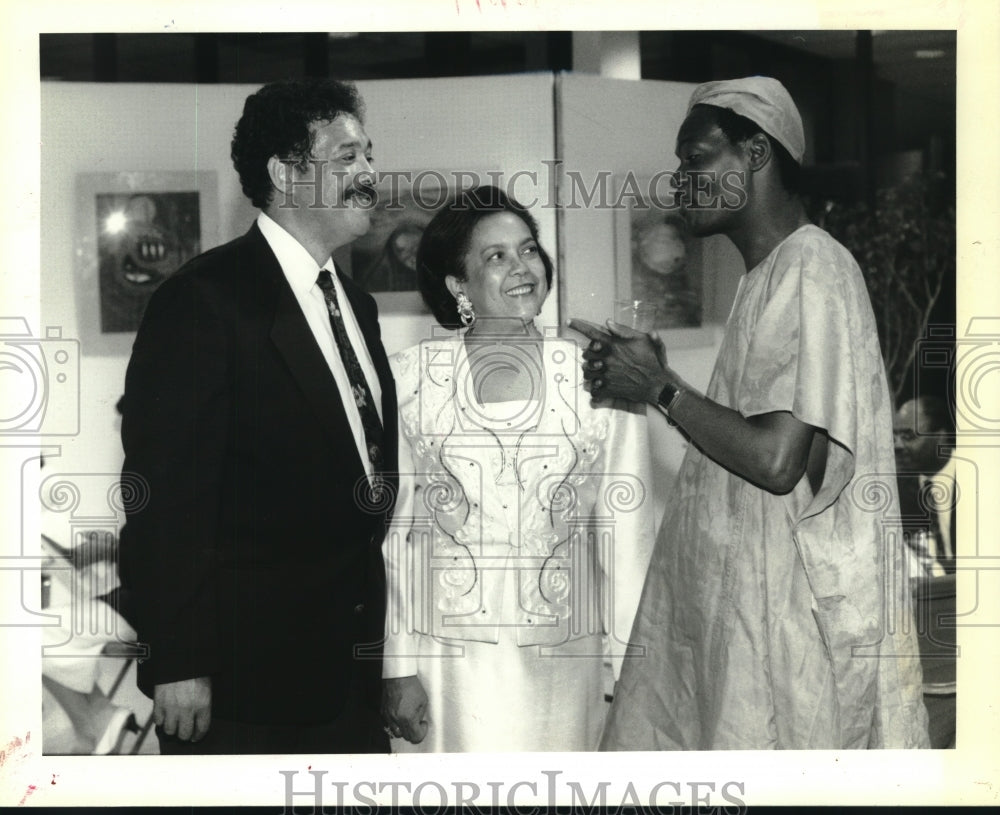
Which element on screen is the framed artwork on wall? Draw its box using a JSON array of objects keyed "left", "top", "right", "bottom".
[
  {"left": 333, "top": 170, "right": 493, "bottom": 315},
  {"left": 612, "top": 174, "right": 703, "bottom": 329},
  {"left": 610, "top": 173, "right": 741, "bottom": 349},
  {"left": 74, "top": 170, "right": 219, "bottom": 355}
]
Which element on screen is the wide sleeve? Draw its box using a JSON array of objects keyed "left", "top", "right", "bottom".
[
  {"left": 381, "top": 347, "right": 421, "bottom": 679},
  {"left": 118, "top": 272, "right": 227, "bottom": 688},
  {"left": 736, "top": 237, "right": 865, "bottom": 522},
  {"left": 734, "top": 234, "right": 927, "bottom": 747},
  {"left": 593, "top": 397, "right": 656, "bottom": 681}
]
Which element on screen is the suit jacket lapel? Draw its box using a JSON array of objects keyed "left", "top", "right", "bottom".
[
  {"left": 336, "top": 268, "right": 389, "bottom": 392},
  {"left": 337, "top": 270, "right": 399, "bottom": 517},
  {"left": 337, "top": 269, "right": 399, "bottom": 453},
  {"left": 253, "top": 228, "right": 360, "bottom": 461}
]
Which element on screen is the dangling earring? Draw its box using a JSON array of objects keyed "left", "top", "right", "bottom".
[{"left": 456, "top": 291, "right": 476, "bottom": 327}]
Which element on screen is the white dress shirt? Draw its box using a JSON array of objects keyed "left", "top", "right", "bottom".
[
  {"left": 257, "top": 212, "right": 383, "bottom": 477},
  {"left": 921, "top": 452, "right": 957, "bottom": 573}
]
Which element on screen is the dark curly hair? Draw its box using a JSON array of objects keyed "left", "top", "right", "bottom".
[
  {"left": 231, "top": 78, "right": 366, "bottom": 210},
  {"left": 417, "top": 185, "right": 554, "bottom": 330},
  {"left": 692, "top": 103, "right": 802, "bottom": 194}
]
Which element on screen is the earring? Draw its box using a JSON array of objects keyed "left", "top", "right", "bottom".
[{"left": 456, "top": 292, "right": 476, "bottom": 327}]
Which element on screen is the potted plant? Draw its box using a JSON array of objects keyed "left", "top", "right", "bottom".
[{"left": 815, "top": 172, "right": 955, "bottom": 406}]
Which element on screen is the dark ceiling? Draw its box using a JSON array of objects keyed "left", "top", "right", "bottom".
[
  {"left": 751, "top": 29, "right": 956, "bottom": 106},
  {"left": 39, "top": 30, "right": 956, "bottom": 100},
  {"left": 39, "top": 29, "right": 955, "bottom": 177}
]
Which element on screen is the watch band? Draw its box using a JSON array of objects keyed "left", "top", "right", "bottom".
[{"left": 656, "top": 381, "right": 684, "bottom": 425}]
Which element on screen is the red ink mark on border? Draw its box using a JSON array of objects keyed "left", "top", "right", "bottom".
[
  {"left": 456, "top": 0, "right": 513, "bottom": 13},
  {"left": 18, "top": 784, "right": 37, "bottom": 806},
  {"left": 1, "top": 731, "right": 31, "bottom": 769}
]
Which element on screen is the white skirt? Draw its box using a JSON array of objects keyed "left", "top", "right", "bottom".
[{"left": 392, "top": 573, "right": 609, "bottom": 753}]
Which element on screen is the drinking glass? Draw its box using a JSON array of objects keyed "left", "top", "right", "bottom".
[{"left": 613, "top": 299, "right": 659, "bottom": 332}]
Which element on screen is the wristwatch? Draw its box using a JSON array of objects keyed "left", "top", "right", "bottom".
[{"left": 656, "top": 381, "right": 684, "bottom": 425}]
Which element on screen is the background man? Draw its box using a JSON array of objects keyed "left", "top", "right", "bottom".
[
  {"left": 894, "top": 395, "right": 957, "bottom": 576},
  {"left": 572, "top": 76, "right": 929, "bottom": 749},
  {"left": 119, "top": 78, "right": 397, "bottom": 754}
]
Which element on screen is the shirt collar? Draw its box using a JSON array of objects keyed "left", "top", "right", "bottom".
[{"left": 257, "top": 211, "right": 333, "bottom": 296}]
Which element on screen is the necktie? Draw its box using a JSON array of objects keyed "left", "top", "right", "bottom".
[{"left": 316, "top": 270, "right": 385, "bottom": 499}]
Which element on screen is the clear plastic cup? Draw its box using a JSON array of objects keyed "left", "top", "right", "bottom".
[{"left": 613, "top": 299, "right": 659, "bottom": 332}]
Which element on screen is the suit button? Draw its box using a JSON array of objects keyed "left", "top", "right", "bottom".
[{"left": 353, "top": 603, "right": 365, "bottom": 615}]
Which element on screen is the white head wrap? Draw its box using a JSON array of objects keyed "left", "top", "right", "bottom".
[{"left": 687, "top": 76, "right": 805, "bottom": 164}]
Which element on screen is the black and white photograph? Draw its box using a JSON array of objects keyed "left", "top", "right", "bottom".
[{"left": 1, "top": 0, "right": 998, "bottom": 810}]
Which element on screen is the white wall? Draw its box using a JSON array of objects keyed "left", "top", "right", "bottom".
[
  {"left": 40, "top": 75, "right": 558, "bottom": 502},
  {"left": 43, "top": 82, "right": 255, "bottom": 488}
]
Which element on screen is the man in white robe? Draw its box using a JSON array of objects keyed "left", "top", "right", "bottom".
[{"left": 571, "top": 76, "right": 929, "bottom": 749}]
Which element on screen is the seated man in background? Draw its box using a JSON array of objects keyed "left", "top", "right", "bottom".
[{"left": 894, "top": 395, "right": 957, "bottom": 577}]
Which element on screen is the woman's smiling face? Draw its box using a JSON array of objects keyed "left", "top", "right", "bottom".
[{"left": 447, "top": 211, "right": 549, "bottom": 330}]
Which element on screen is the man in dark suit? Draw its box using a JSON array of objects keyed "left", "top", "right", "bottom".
[{"left": 118, "top": 78, "right": 397, "bottom": 754}]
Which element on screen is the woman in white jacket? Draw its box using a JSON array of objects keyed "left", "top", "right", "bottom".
[{"left": 380, "top": 186, "right": 654, "bottom": 752}]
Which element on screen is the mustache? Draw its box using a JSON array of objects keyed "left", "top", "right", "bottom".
[{"left": 344, "top": 171, "right": 378, "bottom": 207}]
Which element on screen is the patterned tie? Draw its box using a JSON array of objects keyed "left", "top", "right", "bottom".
[{"left": 316, "top": 270, "right": 385, "bottom": 499}]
